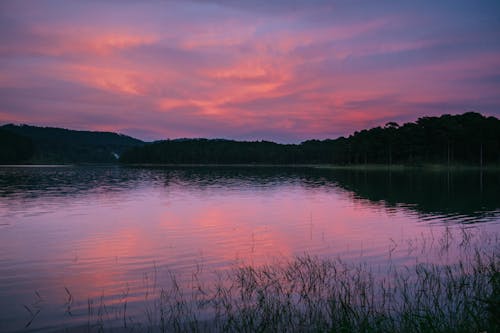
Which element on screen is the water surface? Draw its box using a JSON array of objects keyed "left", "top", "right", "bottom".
[{"left": 0, "top": 166, "right": 499, "bottom": 332}]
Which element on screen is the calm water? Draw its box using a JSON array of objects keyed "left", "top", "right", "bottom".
[{"left": 0, "top": 166, "right": 499, "bottom": 332}]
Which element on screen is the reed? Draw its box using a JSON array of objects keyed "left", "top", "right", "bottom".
[{"left": 28, "top": 229, "right": 500, "bottom": 332}]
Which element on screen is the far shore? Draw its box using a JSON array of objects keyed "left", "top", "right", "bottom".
[
  {"left": 0, "top": 164, "right": 75, "bottom": 167},
  {"left": 121, "top": 163, "right": 500, "bottom": 171},
  {"left": 2, "top": 163, "right": 500, "bottom": 171}
]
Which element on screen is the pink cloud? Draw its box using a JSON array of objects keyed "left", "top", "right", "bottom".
[{"left": 1, "top": 1, "right": 499, "bottom": 141}]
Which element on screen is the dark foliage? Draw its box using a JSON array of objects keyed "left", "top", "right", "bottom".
[
  {"left": 121, "top": 139, "right": 301, "bottom": 164},
  {"left": 0, "top": 124, "right": 144, "bottom": 163},
  {"left": 121, "top": 112, "right": 500, "bottom": 165},
  {"left": 0, "top": 128, "right": 34, "bottom": 164}
]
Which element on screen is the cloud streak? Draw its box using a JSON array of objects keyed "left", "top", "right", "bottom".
[{"left": 1, "top": 0, "right": 499, "bottom": 142}]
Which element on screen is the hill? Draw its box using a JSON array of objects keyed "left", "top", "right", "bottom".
[
  {"left": 0, "top": 124, "right": 144, "bottom": 164},
  {"left": 2, "top": 112, "right": 499, "bottom": 165},
  {"left": 120, "top": 112, "right": 500, "bottom": 166},
  {"left": 0, "top": 128, "right": 35, "bottom": 164}
]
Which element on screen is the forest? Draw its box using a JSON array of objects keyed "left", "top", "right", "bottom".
[
  {"left": 0, "top": 128, "right": 34, "bottom": 164},
  {"left": 1, "top": 112, "right": 499, "bottom": 165},
  {"left": 120, "top": 112, "right": 500, "bottom": 166},
  {"left": 0, "top": 124, "right": 143, "bottom": 164}
]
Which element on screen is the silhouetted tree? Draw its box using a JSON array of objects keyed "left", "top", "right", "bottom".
[
  {"left": 0, "top": 124, "right": 144, "bottom": 163},
  {"left": 0, "top": 129, "right": 34, "bottom": 163},
  {"left": 120, "top": 113, "right": 500, "bottom": 166}
]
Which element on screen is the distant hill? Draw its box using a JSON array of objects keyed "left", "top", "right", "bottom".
[
  {"left": 2, "top": 112, "right": 499, "bottom": 165},
  {"left": 120, "top": 139, "right": 297, "bottom": 164},
  {"left": 0, "top": 128, "right": 35, "bottom": 164},
  {"left": 120, "top": 112, "right": 500, "bottom": 166},
  {"left": 0, "top": 124, "right": 144, "bottom": 164}
]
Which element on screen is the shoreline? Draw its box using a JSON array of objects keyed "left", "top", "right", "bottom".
[
  {"left": 124, "top": 163, "right": 500, "bottom": 171},
  {"left": 2, "top": 163, "right": 500, "bottom": 171}
]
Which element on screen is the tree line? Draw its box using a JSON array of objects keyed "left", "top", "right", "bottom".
[
  {"left": 1, "top": 112, "right": 499, "bottom": 165},
  {"left": 0, "top": 128, "right": 34, "bottom": 164},
  {"left": 120, "top": 112, "right": 500, "bottom": 166},
  {"left": 0, "top": 124, "right": 143, "bottom": 164}
]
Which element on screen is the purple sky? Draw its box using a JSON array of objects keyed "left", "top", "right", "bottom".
[{"left": 1, "top": 0, "right": 499, "bottom": 142}]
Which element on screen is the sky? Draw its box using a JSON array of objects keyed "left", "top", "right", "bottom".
[{"left": 0, "top": 1, "right": 499, "bottom": 142}]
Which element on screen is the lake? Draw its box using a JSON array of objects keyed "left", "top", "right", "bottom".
[{"left": 0, "top": 166, "right": 499, "bottom": 332}]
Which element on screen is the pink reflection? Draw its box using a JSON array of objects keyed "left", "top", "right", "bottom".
[{"left": 0, "top": 169, "right": 497, "bottom": 332}]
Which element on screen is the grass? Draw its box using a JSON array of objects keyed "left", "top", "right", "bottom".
[{"left": 24, "top": 229, "right": 500, "bottom": 333}]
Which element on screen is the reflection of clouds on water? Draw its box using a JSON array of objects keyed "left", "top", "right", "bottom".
[
  {"left": 0, "top": 166, "right": 499, "bottom": 331},
  {"left": 2, "top": 166, "right": 498, "bottom": 223}
]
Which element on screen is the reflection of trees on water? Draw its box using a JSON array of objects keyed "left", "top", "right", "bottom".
[
  {"left": 326, "top": 169, "right": 500, "bottom": 223},
  {"left": 1, "top": 166, "right": 499, "bottom": 223}
]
